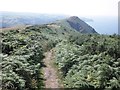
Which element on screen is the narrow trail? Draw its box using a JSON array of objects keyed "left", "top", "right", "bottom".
[{"left": 42, "top": 49, "right": 62, "bottom": 88}]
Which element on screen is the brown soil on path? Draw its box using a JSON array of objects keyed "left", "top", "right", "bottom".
[{"left": 42, "top": 49, "right": 63, "bottom": 88}]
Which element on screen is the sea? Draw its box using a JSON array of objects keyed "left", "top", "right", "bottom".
[{"left": 86, "top": 16, "right": 118, "bottom": 35}]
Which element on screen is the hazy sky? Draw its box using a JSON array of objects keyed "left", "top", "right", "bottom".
[{"left": 0, "top": 0, "right": 119, "bottom": 17}]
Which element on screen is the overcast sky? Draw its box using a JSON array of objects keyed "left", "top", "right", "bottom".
[{"left": 0, "top": 0, "right": 119, "bottom": 17}]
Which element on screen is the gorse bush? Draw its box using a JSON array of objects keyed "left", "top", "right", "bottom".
[
  {"left": 1, "top": 23, "right": 120, "bottom": 90},
  {"left": 1, "top": 31, "right": 44, "bottom": 90},
  {"left": 54, "top": 35, "right": 120, "bottom": 90},
  {"left": 1, "top": 26, "right": 59, "bottom": 90}
]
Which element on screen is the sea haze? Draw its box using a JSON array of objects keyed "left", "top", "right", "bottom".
[{"left": 86, "top": 16, "right": 118, "bottom": 35}]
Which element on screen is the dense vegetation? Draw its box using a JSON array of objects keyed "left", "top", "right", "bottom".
[
  {"left": 1, "top": 16, "right": 120, "bottom": 90},
  {"left": 54, "top": 34, "right": 120, "bottom": 90},
  {"left": 1, "top": 30, "right": 44, "bottom": 89},
  {"left": 1, "top": 25, "right": 60, "bottom": 90},
  {"left": 1, "top": 22, "right": 79, "bottom": 90}
]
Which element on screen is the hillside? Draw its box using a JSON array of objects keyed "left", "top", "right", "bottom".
[
  {"left": 55, "top": 16, "right": 97, "bottom": 33},
  {"left": 1, "top": 16, "right": 120, "bottom": 90},
  {"left": 1, "top": 12, "right": 94, "bottom": 30}
]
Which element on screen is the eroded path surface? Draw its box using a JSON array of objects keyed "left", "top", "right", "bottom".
[{"left": 42, "top": 49, "right": 62, "bottom": 88}]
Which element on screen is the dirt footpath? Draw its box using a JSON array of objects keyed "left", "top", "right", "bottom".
[{"left": 42, "top": 49, "right": 62, "bottom": 88}]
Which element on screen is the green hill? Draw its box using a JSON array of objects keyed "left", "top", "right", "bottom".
[
  {"left": 1, "top": 16, "right": 120, "bottom": 90},
  {"left": 55, "top": 16, "right": 97, "bottom": 33}
]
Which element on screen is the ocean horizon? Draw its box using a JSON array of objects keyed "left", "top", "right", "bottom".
[{"left": 86, "top": 16, "right": 118, "bottom": 35}]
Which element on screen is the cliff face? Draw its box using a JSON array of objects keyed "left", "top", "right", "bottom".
[{"left": 56, "top": 16, "right": 97, "bottom": 34}]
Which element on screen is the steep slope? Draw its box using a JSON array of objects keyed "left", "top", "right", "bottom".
[
  {"left": 55, "top": 16, "right": 97, "bottom": 34},
  {"left": 1, "top": 12, "right": 97, "bottom": 34}
]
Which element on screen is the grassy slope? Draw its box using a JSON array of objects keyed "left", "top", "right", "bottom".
[{"left": 1, "top": 17, "right": 120, "bottom": 90}]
